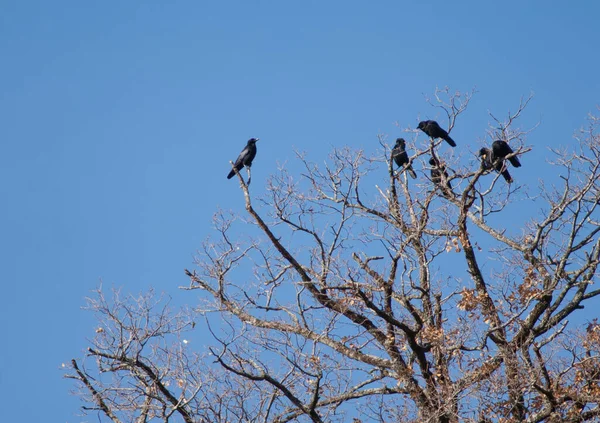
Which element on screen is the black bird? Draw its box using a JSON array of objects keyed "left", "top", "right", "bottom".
[
  {"left": 479, "top": 140, "right": 521, "bottom": 183},
  {"left": 429, "top": 157, "right": 453, "bottom": 194},
  {"left": 479, "top": 147, "right": 513, "bottom": 183},
  {"left": 417, "top": 120, "right": 456, "bottom": 147},
  {"left": 227, "top": 138, "right": 259, "bottom": 181},
  {"left": 492, "top": 140, "right": 521, "bottom": 168},
  {"left": 391, "top": 138, "right": 417, "bottom": 179}
]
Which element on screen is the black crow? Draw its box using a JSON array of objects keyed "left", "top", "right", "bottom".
[
  {"left": 492, "top": 140, "right": 521, "bottom": 168},
  {"left": 429, "top": 157, "right": 453, "bottom": 194},
  {"left": 417, "top": 120, "right": 456, "bottom": 147},
  {"left": 479, "top": 147, "right": 513, "bottom": 183},
  {"left": 227, "top": 138, "right": 259, "bottom": 180},
  {"left": 392, "top": 138, "right": 417, "bottom": 179}
]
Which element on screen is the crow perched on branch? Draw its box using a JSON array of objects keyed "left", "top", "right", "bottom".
[
  {"left": 417, "top": 120, "right": 456, "bottom": 147},
  {"left": 227, "top": 138, "right": 259, "bottom": 183},
  {"left": 492, "top": 140, "right": 521, "bottom": 168},
  {"left": 391, "top": 138, "right": 417, "bottom": 179},
  {"left": 429, "top": 156, "right": 453, "bottom": 195},
  {"left": 479, "top": 140, "right": 520, "bottom": 183}
]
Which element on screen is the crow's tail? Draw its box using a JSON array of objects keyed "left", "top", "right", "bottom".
[
  {"left": 408, "top": 166, "right": 417, "bottom": 179},
  {"left": 501, "top": 169, "right": 513, "bottom": 183},
  {"left": 509, "top": 156, "right": 521, "bottom": 168},
  {"left": 444, "top": 135, "right": 456, "bottom": 147}
]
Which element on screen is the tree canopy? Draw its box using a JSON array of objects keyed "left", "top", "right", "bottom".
[{"left": 66, "top": 90, "right": 600, "bottom": 423}]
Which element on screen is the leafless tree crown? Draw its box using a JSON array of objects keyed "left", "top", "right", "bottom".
[{"left": 67, "top": 92, "right": 600, "bottom": 423}]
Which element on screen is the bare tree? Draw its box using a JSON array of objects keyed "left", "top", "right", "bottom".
[{"left": 66, "top": 93, "right": 600, "bottom": 423}]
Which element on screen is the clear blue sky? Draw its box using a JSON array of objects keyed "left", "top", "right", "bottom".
[{"left": 0, "top": 1, "right": 598, "bottom": 421}]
